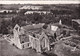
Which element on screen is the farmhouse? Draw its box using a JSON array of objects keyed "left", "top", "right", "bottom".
[
  {"left": 0, "top": 10, "right": 13, "bottom": 13},
  {"left": 24, "top": 11, "right": 50, "bottom": 15},
  {"left": 72, "top": 19, "right": 80, "bottom": 25}
]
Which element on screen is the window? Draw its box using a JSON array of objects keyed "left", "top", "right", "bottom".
[
  {"left": 23, "top": 45, "right": 24, "bottom": 48},
  {"left": 15, "top": 27, "right": 18, "bottom": 30}
]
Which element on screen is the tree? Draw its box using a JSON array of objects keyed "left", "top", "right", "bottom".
[
  {"left": 18, "top": 9, "right": 27, "bottom": 15},
  {"left": 72, "top": 21, "right": 79, "bottom": 30},
  {"left": 0, "top": 19, "right": 8, "bottom": 34}
]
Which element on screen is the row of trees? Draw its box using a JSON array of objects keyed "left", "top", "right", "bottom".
[
  {"left": 0, "top": 19, "right": 12, "bottom": 34},
  {"left": 0, "top": 5, "right": 80, "bottom": 34},
  {"left": 0, "top": 12, "right": 75, "bottom": 34}
]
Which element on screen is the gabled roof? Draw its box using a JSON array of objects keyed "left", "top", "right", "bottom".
[
  {"left": 14, "top": 24, "right": 20, "bottom": 30},
  {"left": 51, "top": 25, "right": 58, "bottom": 32},
  {"left": 72, "top": 19, "right": 80, "bottom": 24}
]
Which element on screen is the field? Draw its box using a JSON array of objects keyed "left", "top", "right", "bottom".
[
  {"left": 1, "top": 35, "right": 80, "bottom": 56},
  {"left": 54, "top": 36, "right": 80, "bottom": 56},
  {"left": 0, "top": 38, "right": 46, "bottom": 56}
]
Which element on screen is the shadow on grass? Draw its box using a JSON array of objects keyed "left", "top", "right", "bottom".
[
  {"left": 16, "top": 54, "right": 28, "bottom": 56},
  {"left": 42, "top": 52, "right": 57, "bottom": 56}
]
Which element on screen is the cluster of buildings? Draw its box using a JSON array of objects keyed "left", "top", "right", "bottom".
[
  {"left": 19, "top": 5, "right": 43, "bottom": 10},
  {"left": 0, "top": 10, "right": 19, "bottom": 14},
  {"left": 0, "top": 10, "right": 12, "bottom": 13},
  {"left": 7, "top": 21, "right": 63, "bottom": 53},
  {"left": 24, "top": 11, "right": 50, "bottom": 15},
  {"left": 19, "top": 5, "right": 51, "bottom": 15},
  {"left": 0, "top": 5, "right": 51, "bottom": 15},
  {"left": 3, "top": 19, "right": 80, "bottom": 53},
  {"left": 6, "top": 20, "right": 71, "bottom": 53}
]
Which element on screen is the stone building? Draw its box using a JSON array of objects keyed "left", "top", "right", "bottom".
[{"left": 12, "top": 23, "right": 61, "bottom": 52}]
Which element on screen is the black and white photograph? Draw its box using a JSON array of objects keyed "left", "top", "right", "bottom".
[{"left": 0, "top": 0, "right": 80, "bottom": 56}]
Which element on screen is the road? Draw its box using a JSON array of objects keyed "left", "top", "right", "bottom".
[{"left": 0, "top": 38, "right": 46, "bottom": 56}]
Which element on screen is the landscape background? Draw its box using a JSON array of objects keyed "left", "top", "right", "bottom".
[
  {"left": 0, "top": 3, "right": 80, "bottom": 56},
  {"left": 0, "top": 4, "right": 80, "bottom": 34}
]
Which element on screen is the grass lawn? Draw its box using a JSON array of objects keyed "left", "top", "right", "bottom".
[
  {"left": 1, "top": 34, "right": 80, "bottom": 56},
  {"left": 0, "top": 38, "right": 45, "bottom": 56},
  {"left": 54, "top": 42, "right": 80, "bottom": 56}
]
